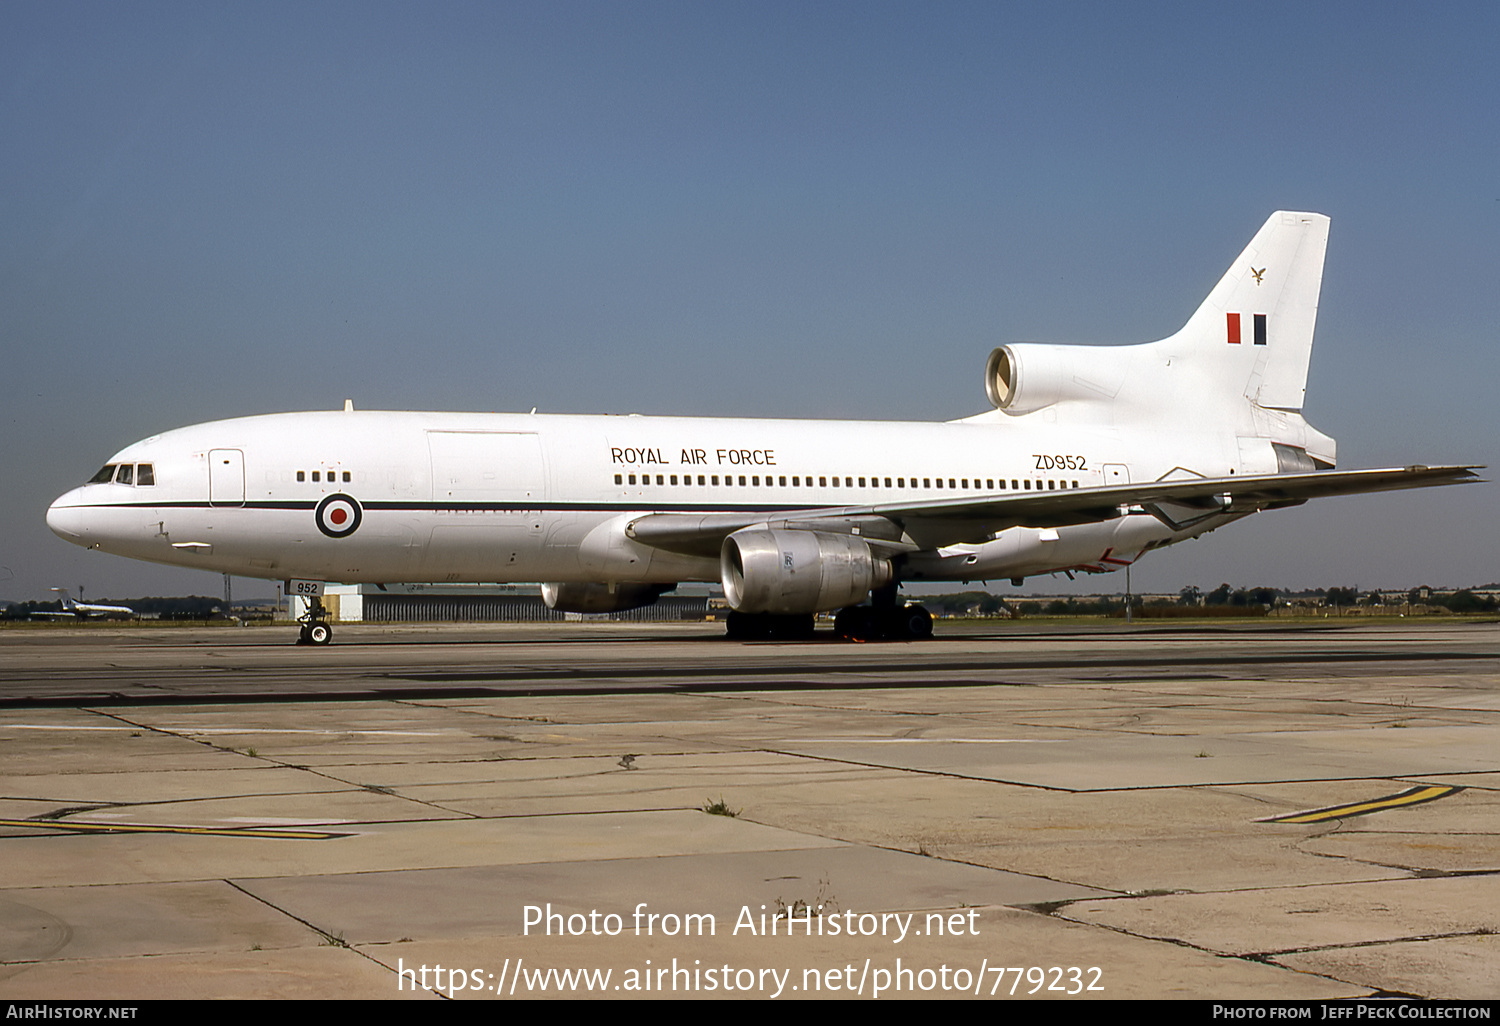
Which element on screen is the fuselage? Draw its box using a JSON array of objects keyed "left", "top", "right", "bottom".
[{"left": 45, "top": 407, "right": 1268, "bottom": 588}]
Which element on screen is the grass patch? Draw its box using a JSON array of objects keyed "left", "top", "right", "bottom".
[{"left": 702, "top": 797, "right": 740, "bottom": 817}]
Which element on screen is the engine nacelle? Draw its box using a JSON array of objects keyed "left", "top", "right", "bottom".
[
  {"left": 985, "top": 343, "right": 1133, "bottom": 414},
  {"left": 541, "top": 582, "right": 674, "bottom": 614},
  {"left": 720, "top": 528, "right": 892, "bottom": 614}
]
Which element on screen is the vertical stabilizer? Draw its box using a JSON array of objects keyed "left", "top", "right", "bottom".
[{"left": 1169, "top": 211, "right": 1329, "bottom": 410}]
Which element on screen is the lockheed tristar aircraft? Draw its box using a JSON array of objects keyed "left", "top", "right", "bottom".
[{"left": 47, "top": 211, "right": 1478, "bottom": 643}]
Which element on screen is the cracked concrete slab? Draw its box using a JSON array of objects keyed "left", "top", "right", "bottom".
[
  {"left": 770, "top": 724, "right": 1500, "bottom": 791},
  {"left": 1, "top": 621, "right": 1496, "bottom": 1000},
  {"left": 1, "top": 810, "right": 845, "bottom": 890},
  {"left": 1278, "top": 934, "right": 1500, "bottom": 1001},
  {"left": 1064, "top": 875, "right": 1500, "bottom": 957},
  {"left": 363, "top": 904, "right": 1356, "bottom": 1001},
  {"left": 234, "top": 846, "right": 1105, "bottom": 947}
]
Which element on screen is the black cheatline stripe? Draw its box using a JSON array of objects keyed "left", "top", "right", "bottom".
[{"left": 64, "top": 500, "right": 831, "bottom": 514}]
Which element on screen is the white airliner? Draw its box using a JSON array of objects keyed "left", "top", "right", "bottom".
[
  {"left": 47, "top": 212, "right": 1478, "bottom": 643},
  {"left": 39, "top": 588, "right": 136, "bottom": 619}
]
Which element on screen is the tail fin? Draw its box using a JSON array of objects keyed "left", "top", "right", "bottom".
[
  {"left": 51, "top": 587, "right": 76, "bottom": 611},
  {"left": 1169, "top": 211, "right": 1329, "bottom": 410}
]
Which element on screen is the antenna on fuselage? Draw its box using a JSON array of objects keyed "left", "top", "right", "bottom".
[{"left": 344, "top": 399, "right": 354, "bottom": 412}]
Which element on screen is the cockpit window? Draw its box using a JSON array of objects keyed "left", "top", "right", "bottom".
[
  {"left": 115, "top": 464, "right": 133, "bottom": 485},
  {"left": 89, "top": 464, "right": 117, "bottom": 484},
  {"left": 136, "top": 464, "right": 155, "bottom": 486}
]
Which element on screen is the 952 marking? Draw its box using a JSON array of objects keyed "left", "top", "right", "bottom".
[{"left": 1033, "top": 454, "right": 1088, "bottom": 471}]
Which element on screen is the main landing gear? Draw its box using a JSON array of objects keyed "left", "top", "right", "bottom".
[
  {"left": 724, "top": 612, "right": 817, "bottom": 640},
  {"left": 835, "top": 581, "right": 933, "bottom": 641},
  {"left": 723, "top": 585, "right": 935, "bottom": 643},
  {"left": 832, "top": 603, "right": 933, "bottom": 642},
  {"left": 296, "top": 598, "right": 333, "bottom": 646}
]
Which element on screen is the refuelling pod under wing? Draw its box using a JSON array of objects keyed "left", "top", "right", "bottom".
[
  {"left": 541, "top": 582, "right": 675, "bottom": 614},
  {"left": 720, "top": 528, "right": 892, "bottom": 614}
]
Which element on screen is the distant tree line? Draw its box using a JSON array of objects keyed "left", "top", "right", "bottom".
[{"left": 912, "top": 584, "right": 1499, "bottom": 618}]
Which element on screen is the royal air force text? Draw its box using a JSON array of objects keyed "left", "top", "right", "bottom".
[{"left": 610, "top": 448, "right": 775, "bottom": 467}]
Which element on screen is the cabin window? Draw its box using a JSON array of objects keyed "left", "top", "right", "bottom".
[
  {"left": 297, "top": 471, "right": 306, "bottom": 482},
  {"left": 89, "top": 464, "right": 116, "bottom": 484},
  {"left": 998, "top": 479, "right": 1006, "bottom": 490},
  {"left": 670, "top": 475, "right": 678, "bottom": 485},
  {"left": 115, "top": 464, "right": 133, "bottom": 485},
  {"left": 778, "top": 476, "right": 786, "bottom": 486},
  {"left": 137, "top": 464, "right": 155, "bottom": 486},
  {"left": 884, "top": 477, "right": 892, "bottom": 488},
  {"left": 615, "top": 474, "right": 623, "bottom": 485},
  {"left": 1023, "top": 480, "right": 1030, "bottom": 490},
  {"left": 935, "top": 478, "right": 942, "bottom": 489},
  {"left": 656, "top": 475, "right": 664, "bottom": 485},
  {"left": 1048, "top": 480, "right": 1056, "bottom": 490},
  {"left": 342, "top": 471, "right": 351, "bottom": 482}
]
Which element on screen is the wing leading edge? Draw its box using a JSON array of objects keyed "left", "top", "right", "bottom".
[{"left": 625, "top": 465, "right": 1483, "bottom": 557}]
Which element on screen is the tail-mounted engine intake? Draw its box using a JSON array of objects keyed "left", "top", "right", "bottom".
[
  {"left": 541, "top": 582, "right": 674, "bottom": 614},
  {"left": 985, "top": 343, "right": 1135, "bottom": 414},
  {"left": 721, "top": 528, "right": 892, "bottom": 614}
]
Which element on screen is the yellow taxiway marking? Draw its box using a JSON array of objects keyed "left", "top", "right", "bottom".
[
  {"left": 0, "top": 818, "right": 349, "bottom": 839},
  {"left": 1261, "top": 785, "right": 1462, "bottom": 824}
]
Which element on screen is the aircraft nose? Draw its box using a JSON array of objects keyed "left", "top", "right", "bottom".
[{"left": 46, "top": 492, "right": 86, "bottom": 542}]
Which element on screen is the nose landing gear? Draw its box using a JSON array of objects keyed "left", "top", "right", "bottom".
[{"left": 296, "top": 599, "right": 333, "bottom": 645}]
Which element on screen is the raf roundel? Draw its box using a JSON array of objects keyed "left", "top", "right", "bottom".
[{"left": 315, "top": 493, "right": 363, "bottom": 538}]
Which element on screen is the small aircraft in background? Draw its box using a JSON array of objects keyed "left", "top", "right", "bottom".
[{"left": 45, "top": 587, "right": 136, "bottom": 619}]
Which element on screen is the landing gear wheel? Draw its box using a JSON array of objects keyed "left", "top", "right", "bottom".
[
  {"left": 835, "top": 606, "right": 880, "bottom": 642},
  {"left": 896, "top": 604, "right": 933, "bottom": 639},
  {"left": 725, "top": 612, "right": 816, "bottom": 640},
  {"left": 768, "top": 613, "right": 816, "bottom": 640},
  {"left": 725, "top": 612, "right": 769, "bottom": 640},
  {"left": 836, "top": 603, "right": 933, "bottom": 641},
  {"left": 295, "top": 596, "right": 334, "bottom": 646}
]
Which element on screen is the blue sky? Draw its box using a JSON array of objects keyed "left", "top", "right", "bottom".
[{"left": 2, "top": 1, "right": 1495, "bottom": 601}]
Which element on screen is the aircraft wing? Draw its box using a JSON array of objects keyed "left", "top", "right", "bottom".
[{"left": 626, "top": 465, "right": 1484, "bottom": 556}]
